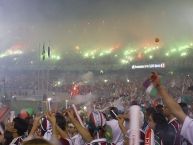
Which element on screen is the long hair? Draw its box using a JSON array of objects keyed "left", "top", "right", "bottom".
[
  {"left": 23, "top": 138, "right": 53, "bottom": 145},
  {"left": 151, "top": 111, "right": 175, "bottom": 145},
  {"left": 55, "top": 112, "right": 66, "bottom": 130},
  {"left": 13, "top": 117, "right": 28, "bottom": 136}
]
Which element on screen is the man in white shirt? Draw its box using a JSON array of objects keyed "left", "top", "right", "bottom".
[
  {"left": 106, "top": 107, "right": 124, "bottom": 145},
  {"left": 67, "top": 123, "right": 85, "bottom": 145},
  {"left": 180, "top": 116, "right": 193, "bottom": 144}
]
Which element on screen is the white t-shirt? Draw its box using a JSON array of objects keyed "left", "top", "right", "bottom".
[
  {"left": 106, "top": 119, "right": 124, "bottom": 145},
  {"left": 70, "top": 134, "right": 85, "bottom": 145},
  {"left": 181, "top": 116, "right": 193, "bottom": 145}
]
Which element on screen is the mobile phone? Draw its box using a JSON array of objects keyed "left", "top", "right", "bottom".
[{"left": 111, "top": 110, "right": 118, "bottom": 118}]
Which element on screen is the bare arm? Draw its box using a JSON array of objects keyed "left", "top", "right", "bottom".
[
  {"left": 157, "top": 86, "right": 186, "bottom": 123},
  {"left": 67, "top": 110, "right": 93, "bottom": 143},
  {"left": 28, "top": 116, "right": 41, "bottom": 136},
  {"left": 46, "top": 112, "right": 57, "bottom": 137},
  {"left": 118, "top": 117, "right": 128, "bottom": 135},
  {"left": 151, "top": 72, "right": 186, "bottom": 123},
  {"left": 117, "top": 116, "right": 129, "bottom": 145},
  {"left": 56, "top": 125, "right": 68, "bottom": 139}
]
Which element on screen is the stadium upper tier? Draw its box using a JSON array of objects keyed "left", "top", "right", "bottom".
[{"left": 0, "top": 43, "right": 193, "bottom": 71}]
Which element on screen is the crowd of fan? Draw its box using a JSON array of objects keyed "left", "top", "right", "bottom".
[
  {"left": 2, "top": 71, "right": 193, "bottom": 103},
  {"left": 0, "top": 73, "right": 192, "bottom": 145}
]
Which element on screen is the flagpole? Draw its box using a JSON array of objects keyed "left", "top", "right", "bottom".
[
  {"left": 47, "top": 41, "right": 51, "bottom": 99},
  {"left": 37, "top": 43, "right": 41, "bottom": 95}
]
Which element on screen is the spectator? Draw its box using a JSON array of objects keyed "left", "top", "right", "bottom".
[
  {"left": 23, "top": 138, "right": 53, "bottom": 145},
  {"left": 155, "top": 104, "right": 164, "bottom": 114},
  {"left": 106, "top": 107, "right": 124, "bottom": 145},
  {"left": 152, "top": 72, "right": 193, "bottom": 144},
  {"left": 143, "top": 107, "right": 155, "bottom": 132},
  {"left": 148, "top": 110, "right": 175, "bottom": 145},
  {"left": 9, "top": 117, "right": 29, "bottom": 145},
  {"left": 67, "top": 110, "right": 115, "bottom": 145},
  {"left": 117, "top": 107, "right": 145, "bottom": 145},
  {"left": 163, "top": 106, "right": 181, "bottom": 145},
  {"left": 55, "top": 112, "right": 72, "bottom": 145},
  {"left": 67, "top": 123, "right": 85, "bottom": 145},
  {"left": 178, "top": 103, "right": 192, "bottom": 145}
]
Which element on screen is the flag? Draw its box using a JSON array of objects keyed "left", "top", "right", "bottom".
[
  {"left": 146, "top": 84, "right": 158, "bottom": 97},
  {"left": 48, "top": 46, "right": 51, "bottom": 58},
  {"left": 143, "top": 79, "right": 157, "bottom": 98},
  {"left": 42, "top": 44, "right": 46, "bottom": 60}
]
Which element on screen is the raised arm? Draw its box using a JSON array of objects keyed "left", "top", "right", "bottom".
[
  {"left": 66, "top": 110, "right": 93, "bottom": 143},
  {"left": 117, "top": 116, "right": 129, "bottom": 145},
  {"left": 28, "top": 116, "right": 41, "bottom": 137},
  {"left": 56, "top": 125, "right": 68, "bottom": 139},
  {"left": 46, "top": 112, "right": 57, "bottom": 137},
  {"left": 152, "top": 73, "right": 186, "bottom": 123}
]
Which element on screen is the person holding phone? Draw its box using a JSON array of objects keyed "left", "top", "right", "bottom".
[
  {"left": 106, "top": 107, "right": 124, "bottom": 145},
  {"left": 9, "top": 117, "right": 29, "bottom": 145},
  {"left": 66, "top": 109, "right": 115, "bottom": 145}
]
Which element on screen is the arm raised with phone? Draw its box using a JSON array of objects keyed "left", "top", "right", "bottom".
[{"left": 66, "top": 109, "right": 93, "bottom": 143}]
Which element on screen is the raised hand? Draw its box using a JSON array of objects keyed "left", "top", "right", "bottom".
[
  {"left": 28, "top": 115, "right": 42, "bottom": 137},
  {"left": 66, "top": 109, "right": 75, "bottom": 121},
  {"left": 117, "top": 115, "right": 125, "bottom": 125},
  {"left": 46, "top": 112, "right": 56, "bottom": 126},
  {"left": 150, "top": 72, "right": 161, "bottom": 88},
  {"left": 33, "top": 115, "right": 42, "bottom": 128}
]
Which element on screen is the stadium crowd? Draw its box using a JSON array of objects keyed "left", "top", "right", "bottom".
[{"left": 0, "top": 73, "right": 192, "bottom": 145}]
